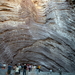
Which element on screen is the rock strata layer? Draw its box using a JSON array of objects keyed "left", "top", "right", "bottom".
[{"left": 0, "top": 0, "right": 75, "bottom": 72}]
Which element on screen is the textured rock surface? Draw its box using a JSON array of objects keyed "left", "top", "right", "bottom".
[{"left": 0, "top": 0, "right": 75, "bottom": 72}]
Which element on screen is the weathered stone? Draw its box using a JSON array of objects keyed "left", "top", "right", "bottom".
[{"left": 0, "top": 0, "right": 75, "bottom": 72}]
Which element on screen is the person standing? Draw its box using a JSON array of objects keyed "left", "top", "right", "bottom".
[
  {"left": 0, "top": 65, "right": 7, "bottom": 75},
  {"left": 28, "top": 65, "right": 32, "bottom": 72},
  {"left": 15, "top": 65, "right": 19, "bottom": 75},
  {"left": 50, "top": 69, "right": 52, "bottom": 74},
  {"left": 23, "top": 64, "right": 27, "bottom": 75},
  {"left": 18, "top": 63, "right": 21, "bottom": 74},
  {"left": 37, "top": 65, "right": 41, "bottom": 72},
  {"left": 7, "top": 64, "right": 12, "bottom": 75},
  {"left": 59, "top": 69, "right": 62, "bottom": 75}
]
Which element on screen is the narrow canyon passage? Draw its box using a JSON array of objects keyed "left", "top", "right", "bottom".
[{"left": 0, "top": 0, "right": 75, "bottom": 72}]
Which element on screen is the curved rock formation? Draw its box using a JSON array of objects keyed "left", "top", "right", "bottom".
[{"left": 0, "top": 0, "right": 75, "bottom": 72}]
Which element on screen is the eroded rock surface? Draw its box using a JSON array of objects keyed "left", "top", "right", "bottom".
[{"left": 0, "top": 0, "right": 75, "bottom": 72}]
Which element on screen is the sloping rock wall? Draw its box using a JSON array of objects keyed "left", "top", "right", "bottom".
[{"left": 0, "top": 0, "right": 75, "bottom": 72}]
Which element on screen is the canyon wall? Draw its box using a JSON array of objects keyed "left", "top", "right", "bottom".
[{"left": 0, "top": 0, "right": 75, "bottom": 72}]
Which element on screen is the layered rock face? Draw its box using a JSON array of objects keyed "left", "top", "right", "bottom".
[{"left": 0, "top": 0, "right": 75, "bottom": 72}]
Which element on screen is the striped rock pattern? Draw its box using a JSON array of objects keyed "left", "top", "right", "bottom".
[{"left": 0, "top": 0, "right": 75, "bottom": 72}]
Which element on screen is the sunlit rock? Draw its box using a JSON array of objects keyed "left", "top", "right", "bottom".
[{"left": 0, "top": 0, "right": 75, "bottom": 72}]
